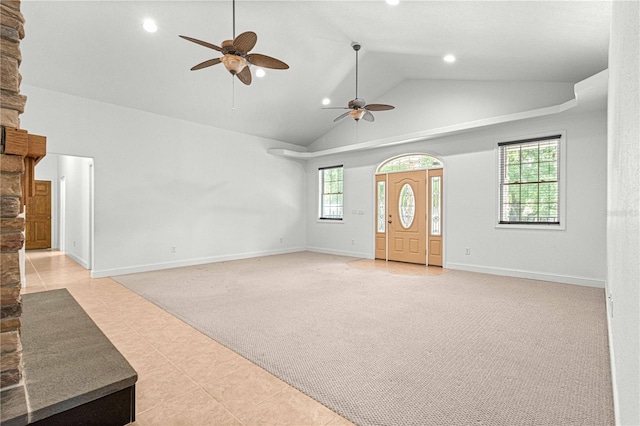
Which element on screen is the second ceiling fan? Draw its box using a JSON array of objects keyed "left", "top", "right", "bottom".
[{"left": 327, "top": 42, "right": 395, "bottom": 122}]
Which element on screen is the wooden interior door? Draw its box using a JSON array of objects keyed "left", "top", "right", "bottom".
[
  {"left": 428, "top": 169, "right": 443, "bottom": 266},
  {"left": 388, "top": 170, "right": 426, "bottom": 264},
  {"left": 26, "top": 180, "right": 52, "bottom": 250}
]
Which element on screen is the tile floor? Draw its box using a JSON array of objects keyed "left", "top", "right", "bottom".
[
  {"left": 347, "top": 258, "right": 448, "bottom": 276},
  {"left": 23, "top": 250, "right": 356, "bottom": 425}
]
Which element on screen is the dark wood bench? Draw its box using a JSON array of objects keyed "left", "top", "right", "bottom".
[{"left": 1, "top": 289, "right": 137, "bottom": 426}]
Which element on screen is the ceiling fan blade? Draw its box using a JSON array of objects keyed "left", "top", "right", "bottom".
[
  {"left": 364, "top": 104, "right": 395, "bottom": 111},
  {"left": 179, "top": 35, "right": 224, "bottom": 52},
  {"left": 247, "top": 54, "right": 289, "bottom": 70},
  {"left": 236, "top": 66, "right": 252, "bottom": 85},
  {"left": 190, "top": 58, "right": 222, "bottom": 71},
  {"left": 333, "top": 111, "right": 350, "bottom": 122},
  {"left": 323, "top": 107, "right": 350, "bottom": 110},
  {"left": 362, "top": 111, "right": 375, "bottom": 122},
  {"left": 233, "top": 31, "right": 257, "bottom": 54}
]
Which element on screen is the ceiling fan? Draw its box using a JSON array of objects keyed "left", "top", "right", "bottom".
[
  {"left": 179, "top": 0, "right": 288, "bottom": 85},
  {"left": 326, "top": 42, "right": 395, "bottom": 122}
]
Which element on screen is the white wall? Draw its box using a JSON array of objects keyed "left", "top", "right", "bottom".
[
  {"left": 21, "top": 85, "right": 307, "bottom": 277},
  {"left": 306, "top": 108, "right": 607, "bottom": 287},
  {"left": 310, "top": 80, "right": 575, "bottom": 152},
  {"left": 58, "top": 155, "right": 93, "bottom": 268},
  {"left": 607, "top": 1, "right": 640, "bottom": 424}
]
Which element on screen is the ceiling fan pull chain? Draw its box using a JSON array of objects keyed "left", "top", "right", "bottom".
[{"left": 231, "top": 75, "right": 235, "bottom": 110}]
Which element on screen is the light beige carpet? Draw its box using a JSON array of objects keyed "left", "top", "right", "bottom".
[{"left": 114, "top": 252, "right": 614, "bottom": 426}]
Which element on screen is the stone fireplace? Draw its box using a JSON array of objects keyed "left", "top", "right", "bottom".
[
  {"left": 1, "top": 0, "right": 46, "bottom": 399},
  {"left": 1, "top": 0, "right": 28, "bottom": 393}
]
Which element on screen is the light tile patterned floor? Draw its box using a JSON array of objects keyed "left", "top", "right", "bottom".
[
  {"left": 23, "top": 250, "right": 355, "bottom": 426},
  {"left": 348, "top": 258, "right": 448, "bottom": 276}
]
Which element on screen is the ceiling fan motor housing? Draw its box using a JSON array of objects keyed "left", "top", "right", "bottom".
[{"left": 349, "top": 98, "right": 366, "bottom": 108}]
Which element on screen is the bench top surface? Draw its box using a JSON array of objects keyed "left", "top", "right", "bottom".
[{"left": 20, "top": 288, "right": 138, "bottom": 423}]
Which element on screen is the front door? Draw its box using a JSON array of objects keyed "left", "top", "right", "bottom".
[
  {"left": 388, "top": 170, "right": 426, "bottom": 264},
  {"left": 25, "top": 180, "right": 52, "bottom": 250}
]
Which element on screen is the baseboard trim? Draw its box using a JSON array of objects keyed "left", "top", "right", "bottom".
[
  {"left": 65, "top": 252, "right": 90, "bottom": 270},
  {"left": 91, "top": 247, "right": 306, "bottom": 278},
  {"left": 444, "top": 262, "right": 605, "bottom": 288},
  {"left": 93, "top": 252, "right": 604, "bottom": 287},
  {"left": 305, "top": 246, "right": 373, "bottom": 260}
]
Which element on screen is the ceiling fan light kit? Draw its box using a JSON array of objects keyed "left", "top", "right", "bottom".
[{"left": 220, "top": 54, "right": 248, "bottom": 75}]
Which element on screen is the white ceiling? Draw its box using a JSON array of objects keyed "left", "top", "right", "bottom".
[{"left": 19, "top": 1, "right": 611, "bottom": 147}]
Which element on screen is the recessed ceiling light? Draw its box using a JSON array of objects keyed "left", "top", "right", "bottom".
[
  {"left": 322, "top": 98, "right": 331, "bottom": 106},
  {"left": 386, "top": 0, "right": 400, "bottom": 5},
  {"left": 443, "top": 54, "right": 456, "bottom": 63},
  {"left": 255, "top": 68, "right": 266, "bottom": 78},
  {"left": 143, "top": 19, "right": 157, "bottom": 33}
]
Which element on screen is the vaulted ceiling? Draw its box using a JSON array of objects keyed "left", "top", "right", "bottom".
[{"left": 19, "top": 1, "right": 611, "bottom": 147}]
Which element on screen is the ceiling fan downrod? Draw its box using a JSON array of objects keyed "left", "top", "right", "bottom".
[{"left": 352, "top": 42, "right": 361, "bottom": 99}]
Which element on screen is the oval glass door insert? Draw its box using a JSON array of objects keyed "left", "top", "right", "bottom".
[{"left": 398, "top": 183, "right": 416, "bottom": 228}]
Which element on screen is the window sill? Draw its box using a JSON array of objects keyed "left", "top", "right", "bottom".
[
  {"left": 495, "top": 223, "right": 565, "bottom": 231},
  {"left": 317, "top": 219, "right": 344, "bottom": 224}
]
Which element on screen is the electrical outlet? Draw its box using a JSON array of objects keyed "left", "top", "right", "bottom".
[
  {"left": 465, "top": 247, "right": 471, "bottom": 255},
  {"left": 352, "top": 239, "right": 355, "bottom": 245},
  {"left": 170, "top": 246, "right": 176, "bottom": 253},
  {"left": 280, "top": 237, "right": 283, "bottom": 243}
]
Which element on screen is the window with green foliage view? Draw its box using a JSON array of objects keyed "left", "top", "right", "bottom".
[
  {"left": 498, "top": 135, "right": 560, "bottom": 224},
  {"left": 319, "top": 166, "right": 343, "bottom": 220}
]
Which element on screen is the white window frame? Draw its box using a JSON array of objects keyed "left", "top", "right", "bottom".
[
  {"left": 318, "top": 165, "right": 344, "bottom": 222},
  {"left": 376, "top": 153, "right": 443, "bottom": 174},
  {"left": 496, "top": 131, "right": 566, "bottom": 230}
]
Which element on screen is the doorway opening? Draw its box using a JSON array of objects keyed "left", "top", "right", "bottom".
[
  {"left": 375, "top": 154, "right": 443, "bottom": 266},
  {"left": 29, "top": 154, "right": 95, "bottom": 270}
]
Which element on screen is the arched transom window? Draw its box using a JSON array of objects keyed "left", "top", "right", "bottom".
[{"left": 376, "top": 154, "right": 443, "bottom": 174}]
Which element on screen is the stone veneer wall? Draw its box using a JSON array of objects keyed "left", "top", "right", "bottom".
[{"left": 0, "top": 0, "right": 27, "bottom": 389}]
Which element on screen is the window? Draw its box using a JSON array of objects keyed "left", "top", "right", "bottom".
[
  {"left": 377, "top": 154, "right": 442, "bottom": 174},
  {"left": 398, "top": 183, "right": 416, "bottom": 228},
  {"left": 319, "top": 165, "right": 343, "bottom": 220},
  {"left": 498, "top": 135, "right": 561, "bottom": 225},
  {"left": 431, "top": 176, "right": 441, "bottom": 235},
  {"left": 377, "top": 181, "right": 385, "bottom": 232}
]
